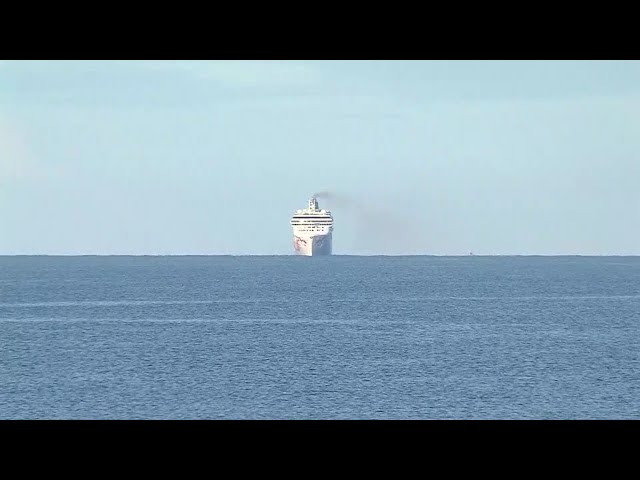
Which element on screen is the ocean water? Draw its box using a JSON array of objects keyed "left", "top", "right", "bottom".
[{"left": 1, "top": 255, "right": 639, "bottom": 419}]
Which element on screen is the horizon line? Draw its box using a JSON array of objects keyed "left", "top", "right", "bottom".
[{"left": 1, "top": 254, "right": 640, "bottom": 258}]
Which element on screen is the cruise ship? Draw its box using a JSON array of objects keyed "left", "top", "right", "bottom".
[{"left": 290, "top": 196, "right": 334, "bottom": 256}]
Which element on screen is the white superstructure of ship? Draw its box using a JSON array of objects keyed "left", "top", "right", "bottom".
[{"left": 290, "top": 196, "right": 334, "bottom": 256}]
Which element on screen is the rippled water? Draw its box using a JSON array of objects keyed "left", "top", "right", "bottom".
[{"left": 1, "top": 255, "right": 639, "bottom": 419}]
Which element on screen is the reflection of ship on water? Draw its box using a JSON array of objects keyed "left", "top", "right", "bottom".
[{"left": 290, "top": 196, "right": 333, "bottom": 256}]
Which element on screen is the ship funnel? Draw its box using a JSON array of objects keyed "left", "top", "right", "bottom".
[{"left": 309, "top": 197, "right": 319, "bottom": 211}]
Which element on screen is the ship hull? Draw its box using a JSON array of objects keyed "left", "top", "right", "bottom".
[{"left": 293, "top": 233, "right": 332, "bottom": 256}]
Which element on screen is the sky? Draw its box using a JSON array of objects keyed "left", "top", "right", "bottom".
[{"left": 1, "top": 60, "right": 639, "bottom": 255}]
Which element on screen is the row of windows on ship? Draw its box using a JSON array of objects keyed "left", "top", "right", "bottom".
[{"left": 291, "top": 219, "right": 333, "bottom": 222}]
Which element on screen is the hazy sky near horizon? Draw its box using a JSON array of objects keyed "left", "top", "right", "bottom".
[{"left": 1, "top": 60, "right": 639, "bottom": 255}]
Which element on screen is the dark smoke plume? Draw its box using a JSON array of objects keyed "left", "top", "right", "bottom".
[{"left": 311, "top": 190, "right": 428, "bottom": 254}]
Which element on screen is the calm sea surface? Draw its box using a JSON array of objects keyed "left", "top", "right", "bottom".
[{"left": 1, "top": 255, "right": 639, "bottom": 419}]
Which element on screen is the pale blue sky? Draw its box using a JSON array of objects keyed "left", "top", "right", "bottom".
[{"left": 1, "top": 60, "right": 639, "bottom": 255}]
